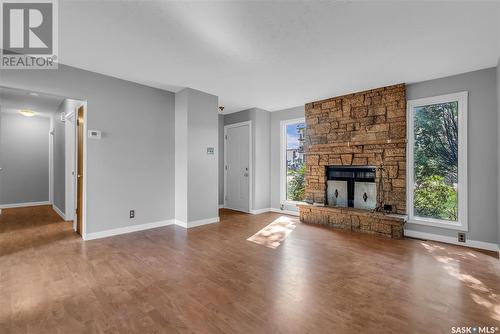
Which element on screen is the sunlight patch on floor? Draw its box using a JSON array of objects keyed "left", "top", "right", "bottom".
[
  {"left": 420, "top": 241, "right": 500, "bottom": 321},
  {"left": 247, "top": 216, "right": 297, "bottom": 249}
]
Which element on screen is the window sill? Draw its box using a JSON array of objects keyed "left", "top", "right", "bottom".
[{"left": 407, "top": 217, "right": 468, "bottom": 232}]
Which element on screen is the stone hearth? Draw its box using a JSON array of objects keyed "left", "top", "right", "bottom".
[
  {"left": 299, "top": 84, "right": 407, "bottom": 238},
  {"left": 298, "top": 204, "right": 404, "bottom": 239}
]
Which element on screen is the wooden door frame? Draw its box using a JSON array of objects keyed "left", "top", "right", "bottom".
[
  {"left": 75, "top": 102, "right": 88, "bottom": 238},
  {"left": 223, "top": 121, "right": 252, "bottom": 213}
]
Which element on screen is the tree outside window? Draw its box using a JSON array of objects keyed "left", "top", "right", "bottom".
[{"left": 413, "top": 101, "right": 458, "bottom": 222}]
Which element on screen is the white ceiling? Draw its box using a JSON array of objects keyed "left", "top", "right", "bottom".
[
  {"left": 0, "top": 87, "right": 66, "bottom": 117},
  {"left": 59, "top": 1, "right": 500, "bottom": 113}
]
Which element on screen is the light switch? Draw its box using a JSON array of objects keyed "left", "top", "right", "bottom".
[
  {"left": 207, "top": 147, "right": 215, "bottom": 155},
  {"left": 88, "top": 130, "right": 102, "bottom": 139}
]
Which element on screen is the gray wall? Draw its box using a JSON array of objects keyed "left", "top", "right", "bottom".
[
  {"left": 175, "top": 88, "right": 219, "bottom": 223},
  {"left": 253, "top": 108, "right": 271, "bottom": 210},
  {"left": 220, "top": 105, "right": 309, "bottom": 213},
  {"left": 186, "top": 89, "right": 219, "bottom": 222},
  {"left": 0, "top": 109, "right": 1, "bottom": 204},
  {"left": 174, "top": 89, "right": 189, "bottom": 224},
  {"left": 0, "top": 113, "right": 50, "bottom": 205},
  {"left": 0, "top": 64, "right": 175, "bottom": 234},
  {"left": 497, "top": 58, "right": 500, "bottom": 247},
  {"left": 406, "top": 68, "right": 499, "bottom": 244},
  {"left": 53, "top": 111, "right": 65, "bottom": 213},
  {"left": 224, "top": 108, "right": 270, "bottom": 211},
  {"left": 270, "top": 106, "right": 305, "bottom": 212}
]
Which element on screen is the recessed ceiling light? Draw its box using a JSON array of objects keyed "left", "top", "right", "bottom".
[
  {"left": 28, "top": 92, "right": 39, "bottom": 96},
  {"left": 19, "top": 109, "right": 36, "bottom": 117}
]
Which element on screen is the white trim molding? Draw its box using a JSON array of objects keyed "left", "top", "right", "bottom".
[
  {"left": 270, "top": 208, "right": 300, "bottom": 216},
  {"left": 52, "top": 205, "right": 66, "bottom": 221},
  {"left": 81, "top": 101, "right": 89, "bottom": 238},
  {"left": 250, "top": 208, "right": 271, "bottom": 214},
  {"left": 247, "top": 208, "right": 301, "bottom": 216},
  {"left": 218, "top": 204, "right": 225, "bottom": 209},
  {"left": 0, "top": 201, "right": 51, "bottom": 209},
  {"left": 49, "top": 117, "right": 54, "bottom": 205},
  {"left": 83, "top": 219, "right": 175, "bottom": 240},
  {"left": 406, "top": 91, "right": 468, "bottom": 231},
  {"left": 404, "top": 230, "right": 499, "bottom": 253},
  {"left": 174, "top": 217, "right": 220, "bottom": 229},
  {"left": 280, "top": 117, "right": 306, "bottom": 206},
  {"left": 82, "top": 216, "right": 221, "bottom": 241}
]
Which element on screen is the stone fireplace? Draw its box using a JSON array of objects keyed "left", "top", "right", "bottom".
[
  {"left": 297, "top": 84, "right": 407, "bottom": 239},
  {"left": 326, "top": 165, "right": 377, "bottom": 210}
]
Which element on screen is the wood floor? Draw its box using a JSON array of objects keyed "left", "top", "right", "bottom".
[{"left": 1, "top": 206, "right": 499, "bottom": 333}]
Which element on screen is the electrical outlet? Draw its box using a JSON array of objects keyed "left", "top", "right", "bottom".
[
  {"left": 458, "top": 232, "right": 466, "bottom": 243},
  {"left": 129, "top": 210, "right": 135, "bottom": 219}
]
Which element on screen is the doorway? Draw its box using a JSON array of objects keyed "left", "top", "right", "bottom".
[
  {"left": 0, "top": 86, "right": 86, "bottom": 238},
  {"left": 76, "top": 105, "right": 85, "bottom": 235},
  {"left": 0, "top": 87, "right": 60, "bottom": 210},
  {"left": 224, "top": 121, "right": 251, "bottom": 213}
]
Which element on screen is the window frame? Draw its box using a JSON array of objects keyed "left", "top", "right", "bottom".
[
  {"left": 406, "top": 91, "right": 468, "bottom": 231},
  {"left": 280, "top": 117, "right": 306, "bottom": 206}
]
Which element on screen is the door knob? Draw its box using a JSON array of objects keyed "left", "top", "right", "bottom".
[{"left": 77, "top": 174, "right": 81, "bottom": 178}]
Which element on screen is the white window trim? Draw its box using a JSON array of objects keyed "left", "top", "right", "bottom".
[
  {"left": 280, "top": 117, "right": 306, "bottom": 206},
  {"left": 406, "top": 91, "right": 468, "bottom": 231}
]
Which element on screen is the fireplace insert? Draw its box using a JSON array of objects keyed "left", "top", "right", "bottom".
[{"left": 326, "top": 166, "right": 376, "bottom": 210}]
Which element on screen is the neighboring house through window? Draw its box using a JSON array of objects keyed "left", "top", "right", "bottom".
[{"left": 280, "top": 118, "right": 306, "bottom": 204}]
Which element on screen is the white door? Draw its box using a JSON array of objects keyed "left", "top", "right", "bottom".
[{"left": 225, "top": 123, "right": 250, "bottom": 212}]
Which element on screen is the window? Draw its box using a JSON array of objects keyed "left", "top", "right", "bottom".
[
  {"left": 407, "top": 92, "right": 468, "bottom": 230},
  {"left": 280, "top": 118, "right": 306, "bottom": 204}
]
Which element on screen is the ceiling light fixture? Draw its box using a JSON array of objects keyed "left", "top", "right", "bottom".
[
  {"left": 19, "top": 109, "right": 36, "bottom": 117},
  {"left": 28, "top": 92, "right": 39, "bottom": 96}
]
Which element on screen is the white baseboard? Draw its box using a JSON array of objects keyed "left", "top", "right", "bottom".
[
  {"left": 174, "top": 217, "right": 220, "bottom": 228},
  {"left": 83, "top": 219, "right": 175, "bottom": 241},
  {"left": 52, "top": 205, "right": 66, "bottom": 221},
  {"left": 250, "top": 208, "right": 271, "bottom": 214},
  {"left": 0, "top": 201, "right": 51, "bottom": 209},
  {"left": 270, "top": 208, "right": 300, "bottom": 216},
  {"left": 218, "top": 204, "right": 225, "bottom": 209},
  {"left": 247, "top": 208, "right": 300, "bottom": 216},
  {"left": 404, "top": 229, "right": 499, "bottom": 252}
]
